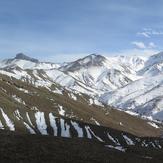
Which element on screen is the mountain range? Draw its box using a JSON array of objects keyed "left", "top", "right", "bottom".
[
  {"left": 0, "top": 52, "right": 163, "bottom": 162},
  {"left": 1, "top": 52, "right": 163, "bottom": 121}
]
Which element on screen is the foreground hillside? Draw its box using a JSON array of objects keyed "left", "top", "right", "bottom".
[
  {"left": 0, "top": 71, "right": 163, "bottom": 162},
  {"left": 0, "top": 53, "right": 163, "bottom": 162},
  {"left": 0, "top": 73, "right": 161, "bottom": 137},
  {"left": 0, "top": 130, "right": 163, "bottom": 163}
]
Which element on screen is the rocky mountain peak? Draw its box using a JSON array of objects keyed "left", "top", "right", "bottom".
[
  {"left": 59, "top": 54, "right": 107, "bottom": 72},
  {"left": 145, "top": 51, "right": 163, "bottom": 67},
  {"left": 75, "top": 53, "right": 107, "bottom": 67},
  {"left": 15, "top": 53, "right": 39, "bottom": 63}
]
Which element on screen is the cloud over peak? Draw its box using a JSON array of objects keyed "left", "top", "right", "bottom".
[
  {"left": 132, "top": 41, "right": 146, "bottom": 49},
  {"left": 132, "top": 41, "right": 156, "bottom": 49}
]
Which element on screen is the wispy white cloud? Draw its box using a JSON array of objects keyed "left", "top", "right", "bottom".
[
  {"left": 132, "top": 41, "right": 146, "bottom": 49},
  {"left": 137, "top": 32, "right": 150, "bottom": 38},
  {"left": 132, "top": 41, "right": 157, "bottom": 50},
  {"left": 137, "top": 28, "right": 163, "bottom": 38},
  {"left": 148, "top": 42, "right": 156, "bottom": 48}
]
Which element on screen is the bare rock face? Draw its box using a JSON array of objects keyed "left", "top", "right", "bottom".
[
  {"left": 60, "top": 54, "right": 107, "bottom": 72},
  {"left": 15, "top": 53, "right": 39, "bottom": 63}
]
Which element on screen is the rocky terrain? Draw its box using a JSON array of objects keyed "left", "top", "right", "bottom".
[{"left": 0, "top": 53, "right": 163, "bottom": 162}]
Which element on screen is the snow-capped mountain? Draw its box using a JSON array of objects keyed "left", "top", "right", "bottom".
[
  {"left": 0, "top": 53, "right": 144, "bottom": 96},
  {"left": 1, "top": 52, "right": 163, "bottom": 122},
  {"left": 138, "top": 52, "right": 163, "bottom": 77},
  {"left": 0, "top": 53, "right": 60, "bottom": 70},
  {"left": 60, "top": 54, "right": 143, "bottom": 92},
  {"left": 114, "top": 55, "right": 147, "bottom": 71},
  {"left": 1, "top": 52, "right": 163, "bottom": 161},
  {"left": 100, "top": 52, "right": 163, "bottom": 121},
  {"left": 100, "top": 74, "right": 163, "bottom": 120},
  {"left": 0, "top": 71, "right": 160, "bottom": 138}
]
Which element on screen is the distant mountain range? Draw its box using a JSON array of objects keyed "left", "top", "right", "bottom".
[
  {"left": 0, "top": 52, "right": 163, "bottom": 161},
  {"left": 1, "top": 52, "right": 163, "bottom": 121}
]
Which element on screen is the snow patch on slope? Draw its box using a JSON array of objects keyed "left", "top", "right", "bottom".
[
  {"left": 0, "top": 108, "right": 15, "bottom": 131},
  {"left": 60, "top": 119, "right": 71, "bottom": 137},
  {"left": 35, "top": 112, "right": 48, "bottom": 135},
  {"left": 71, "top": 121, "right": 83, "bottom": 137},
  {"left": 49, "top": 113, "right": 58, "bottom": 136}
]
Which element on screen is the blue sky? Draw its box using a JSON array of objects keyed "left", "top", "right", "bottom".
[{"left": 0, "top": 0, "right": 163, "bottom": 62}]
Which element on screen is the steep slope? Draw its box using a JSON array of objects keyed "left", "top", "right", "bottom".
[
  {"left": 139, "top": 52, "right": 163, "bottom": 77},
  {"left": 100, "top": 74, "right": 163, "bottom": 121},
  {"left": 60, "top": 54, "right": 143, "bottom": 93},
  {"left": 1, "top": 53, "right": 163, "bottom": 122},
  {"left": 0, "top": 74, "right": 163, "bottom": 163},
  {"left": 101, "top": 52, "right": 163, "bottom": 121},
  {"left": 0, "top": 73, "right": 161, "bottom": 137},
  {"left": 0, "top": 53, "right": 144, "bottom": 97},
  {"left": 115, "top": 55, "right": 147, "bottom": 71},
  {"left": 0, "top": 54, "right": 100, "bottom": 96},
  {"left": 1, "top": 53, "right": 163, "bottom": 162}
]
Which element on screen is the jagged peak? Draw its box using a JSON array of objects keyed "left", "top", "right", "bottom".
[
  {"left": 150, "top": 51, "right": 163, "bottom": 58},
  {"left": 15, "top": 53, "right": 39, "bottom": 63},
  {"left": 83, "top": 53, "right": 106, "bottom": 60},
  {"left": 145, "top": 51, "right": 163, "bottom": 67},
  {"left": 59, "top": 53, "right": 107, "bottom": 72},
  {"left": 77, "top": 53, "right": 106, "bottom": 65}
]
